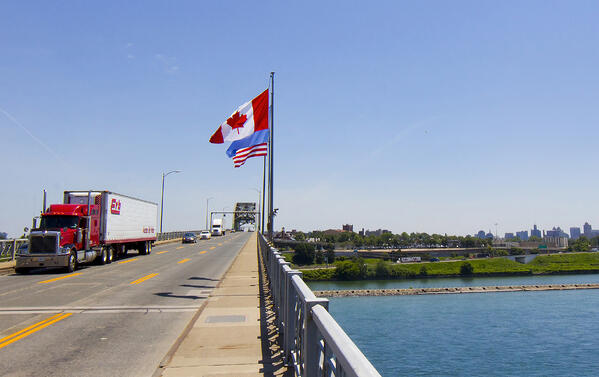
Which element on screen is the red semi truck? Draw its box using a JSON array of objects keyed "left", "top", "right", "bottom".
[{"left": 16, "top": 190, "right": 157, "bottom": 273}]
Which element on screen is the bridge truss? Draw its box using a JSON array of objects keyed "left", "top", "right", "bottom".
[{"left": 233, "top": 202, "right": 257, "bottom": 231}]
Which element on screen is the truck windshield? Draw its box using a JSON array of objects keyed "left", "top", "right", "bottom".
[{"left": 40, "top": 215, "right": 78, "bottom": 230}]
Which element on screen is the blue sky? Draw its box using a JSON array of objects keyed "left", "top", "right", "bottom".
[{"left": 1, "top": 1, "right": 598, "bottom": 238}]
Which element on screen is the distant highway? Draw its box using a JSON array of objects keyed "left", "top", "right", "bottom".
[{"left": 0, "top": 232, "right": 251, "bottom": 377}]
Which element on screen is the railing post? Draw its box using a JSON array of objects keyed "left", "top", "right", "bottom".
[
  {"left": 304, "top": 298, "right": 329, "bottom": 376},
  {"left": 278, "top": 261, "right": 290, "bottom": 331},
  {"left": 274, "top": 254, "right": 285, "bottom": 320},
  {"left": 12, "top": 239, "right": 16, "bottom": 261},
  {"left": 285, "top": 269, "right": 302, "bottom": 363}
]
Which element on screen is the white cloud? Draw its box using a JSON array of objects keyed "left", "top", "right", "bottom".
[{"left": 154, "top": 53, "right": 179, "bottom": 74}]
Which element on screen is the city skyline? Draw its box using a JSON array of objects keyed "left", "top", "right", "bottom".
[{"left": 290, "top": 221, "right": 599, "bottom": 240}]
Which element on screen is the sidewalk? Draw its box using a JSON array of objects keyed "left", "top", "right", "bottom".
[{"left": 157, "top": 232, "right": 289, "bottom": 377}]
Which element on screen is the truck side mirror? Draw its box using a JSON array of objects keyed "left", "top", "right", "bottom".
[{"left": 76, "top": 228, "right": 83, "bottom": 244}]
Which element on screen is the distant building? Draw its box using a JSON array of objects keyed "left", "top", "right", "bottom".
[
  {"left": 584, "top": 222, "right": 592, "bottom": 238},
  {"left": 504, "top": 233, "right": 515, "bottom": 239},
  {"left": 364, "top": 229, "right": 390, "bottom": 237},
  {"left": 359, "top": 228, "right": 365, "bottom": 237},
  {"left": 516, "top": 230, "right": 529, "bottom": 241},
  {"left": 531, "top": 224, "right": 542, "bottom": 239},
  {"left": 485, "top": 232, "right": 494, "bottom": 239},
  {"left": 546, "top": 227, "right": 569, "bottom": 238},
  {"left": 570, "top": 227, "right": 581, "bottom": 240},
  {"left": 544, "top": 235, "right": 569, "bottom": 248},
  {"left": 342, "top": 224, "right": 353, "bottom": 232},
  {"left": 476, "top": 230, "right": 486, "bottom": 239}
]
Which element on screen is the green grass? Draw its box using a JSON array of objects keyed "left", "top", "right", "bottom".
[
  {"left": 299, "top": 253, "right": 599, "bottom": 281},
  {"left": 529, "top": 253, "right": 599, "bottom": 273}
]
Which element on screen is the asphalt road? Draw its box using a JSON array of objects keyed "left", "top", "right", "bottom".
[{"left": 0, "top": 231, "right": 252, "bottom": 377}]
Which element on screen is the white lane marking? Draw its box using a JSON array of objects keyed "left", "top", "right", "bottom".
[{"left": 184, "top": 289, "right": 211, "bottom": 297}]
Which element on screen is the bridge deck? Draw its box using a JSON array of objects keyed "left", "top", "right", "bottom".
[{"left": 159, "top": 232, "right": 289, "bottom": 376}]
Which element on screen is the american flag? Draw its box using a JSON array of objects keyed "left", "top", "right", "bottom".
[{"left": 232, "top": 142, "right": 267, "bottom": 168}]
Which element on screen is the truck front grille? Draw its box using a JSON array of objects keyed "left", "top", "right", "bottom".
[{"left": 29, "top": 235, "right": 58, "bottom": 254}]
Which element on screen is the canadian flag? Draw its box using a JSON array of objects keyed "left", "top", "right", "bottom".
[{"left": 209, "top": 89, "right": 269, "bottom": 144}]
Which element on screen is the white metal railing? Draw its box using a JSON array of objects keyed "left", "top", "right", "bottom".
[
  {"left": 259, "top": 234, "right": 381, "bottom": 377},
  {"left": 0, "top": 239, "right": 28, "bottom": 261},
  {"left": 156, "top": 231, "right": 191, "bottom": 241}
]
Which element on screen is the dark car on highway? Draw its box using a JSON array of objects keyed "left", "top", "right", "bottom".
[{"left": 182, "top": 232, "right": 197, "bottom": 243}]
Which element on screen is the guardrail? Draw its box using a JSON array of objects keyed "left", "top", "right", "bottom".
[
  {"left": 0, "top": 239, "right": 28, "bottom": 261},
  {"left": 259, "top": 234, "right": 381, "bottom": 377},
  {"left": 156, "top": 231, "right": 189, "bottom": 241}
]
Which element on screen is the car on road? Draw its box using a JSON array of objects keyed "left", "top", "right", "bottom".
[
  {"left": 199, "top": 230, "right": 211, "bottom": 240},
  {"left": 430, "top": 257, "right": 440, "bottom": 262},
  {"left": 182, "top": 232, "right": 197, "bottom": 243}
]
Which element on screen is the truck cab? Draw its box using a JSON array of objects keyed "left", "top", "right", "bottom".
[
  {"left": 211, "top": 218, "right": 224, "bottom": 236},
  {"left": 16, "top": 204, "right": 101, "bottom": 273}
]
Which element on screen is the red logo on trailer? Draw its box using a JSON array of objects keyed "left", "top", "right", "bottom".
[{"left": 110, "top": 199, "right": 121, "bottom": 215}]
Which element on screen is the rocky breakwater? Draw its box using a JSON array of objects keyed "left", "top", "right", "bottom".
[{"left": 313, "top": 283, "right": 599, "bottom": 297}]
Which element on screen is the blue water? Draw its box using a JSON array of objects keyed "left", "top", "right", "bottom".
[{"left": 312, "top": 275, "right": 599, "bottom": 376}]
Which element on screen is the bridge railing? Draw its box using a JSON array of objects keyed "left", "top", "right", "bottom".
[
  {"left": 156, "top": 231, "right": 189, "bottom": 241},
  {"left": 258, "top": 234, "right": 381, "bottom": 377},
  {"left": 0, "top": 239, "right": 28, "bottom": 261}
]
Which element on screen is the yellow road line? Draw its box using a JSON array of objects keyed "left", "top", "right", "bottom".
[
  {"left": 0, "top": 313, "right": 72, "bottom": 349},
  {"left": 118, "top": 258, "right": 138, "bottom": 265},
  {"left": 176, "top": 246, "right": 184, "bottom": 250},
  {"left": 177, "top": 258, "right": 190, "bottom": 264},
  {"left": 0, "top": 313, "right": 63, "bottom": 343},
  {"left": 209, "top": 246, "right": 216, "bottom": 250},
  {"left": 130, "top": 273, "right": 159, "bottom": 285},
  {"left": 157, "top": 250, "right": 169, "bottom": 254},
  {"left": 218, "top": 243, "right": 223, "bottom": 246},
  {"left": 199, "top": 251, "right": 207, "bottom": 254},
  {"left": 38, "top": 273, "right": 82, "bottom": 284}
]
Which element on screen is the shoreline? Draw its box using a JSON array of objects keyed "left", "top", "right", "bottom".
[{"left": 314, "top": 283, "right": 599, "bottom": 297}]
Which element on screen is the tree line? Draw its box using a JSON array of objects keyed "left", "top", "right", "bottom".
[{"left": 291, "top": 230, "right": 493, "bottom": 249}]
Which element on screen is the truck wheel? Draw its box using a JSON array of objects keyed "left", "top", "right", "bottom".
[
  {"left": 97, "top": 248, "right": 108, "bottom": 265},
  {"left": 146, "top": 241, "right": 151, "bottom": 255},
  {"left": 139, "top": 241, "right": 151, "bottom": 255},
  {"left": 106, "top": 248, "right": 113, "bottom": 264},
  {"left": 66, "top": 251, "right": 77, "bottom": 273},
  {"left": 15, "top": 268, "right": 30, "bottom": 274}
]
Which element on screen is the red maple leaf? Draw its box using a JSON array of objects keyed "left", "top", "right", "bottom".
[{"left": 226, "top": 112, "right": 247, "bottom": 134}]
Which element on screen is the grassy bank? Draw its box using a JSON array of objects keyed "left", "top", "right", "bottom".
[{"left": 298, "top": 253, "right": 599, "bottom": 281}]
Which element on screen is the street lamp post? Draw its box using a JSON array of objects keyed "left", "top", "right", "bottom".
[
  {"left": 160, "top": 170, "right": 182, "bottom": 233},
  {"left": 205, "top": 197, "right": 214, "bottom": 230},
  {"left": 250, "top": 188, "right": 261, "bottom": 232}
]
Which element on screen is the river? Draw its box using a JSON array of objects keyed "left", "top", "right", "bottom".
[{"left": 308, "top": 274, "right": 599, "bottom": 376}]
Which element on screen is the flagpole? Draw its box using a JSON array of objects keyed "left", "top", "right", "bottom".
[
  {"left": 261, "top": 155, "right": 266, "bottom": 234},
  {"left": 268, "top": 72, "right": 275, "bottom": 240}
]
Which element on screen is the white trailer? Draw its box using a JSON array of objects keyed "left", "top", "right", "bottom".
[
  {"left": 211, "top": 218, "right": 224, "bottom": 236},
  {"left": 64, "top": 190, "right": 157, "bottom": 258}
]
